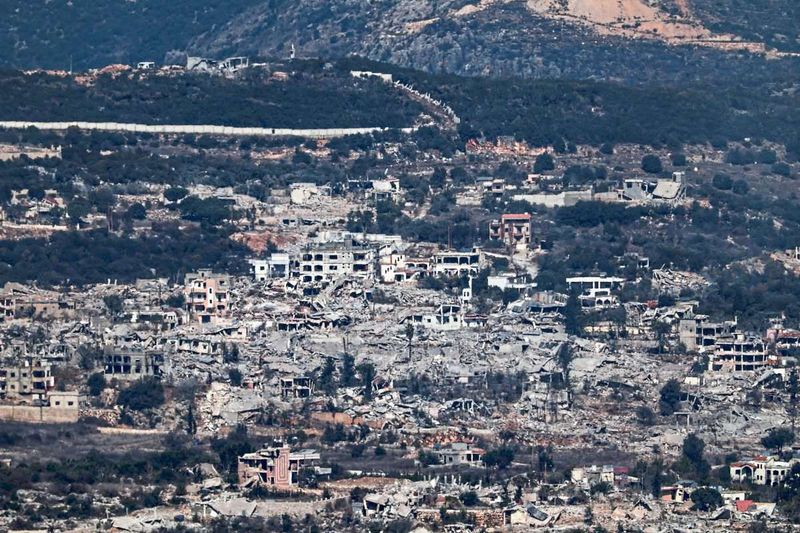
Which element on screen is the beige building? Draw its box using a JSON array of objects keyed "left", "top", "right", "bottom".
[
  {"left": 184, "top": 270, "right": 231, "bottom": 323},
  {"left": 295, "top": 240, "right": 376, "bottom": 283},
  {"left": 104, "top": 350, "right": 165, "bottom": 380},
  {"left": 48, "top": 390, "right": 88, "bottom": 409},
  {"left": 489, "top": 213, "right": 532, "bottom": 249},
  {"left": 238, "top": 446, "right": 320, "bottom": 488},
  {"left": 731, "top": 456, "right": 798, "bottom": 486},
  {"left": 0, "top": 359, "right": 54, "bottom": 403},
  {"left": 434, "top": 443, "right": 484, "bottom": 467},
  {"left": 0, "top": 282, "right": 75, "bottom": 320},
  {"left": 708, "top": 333, "right": 771, "bottom": 372}
]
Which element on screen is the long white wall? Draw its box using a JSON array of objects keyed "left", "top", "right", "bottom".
[{"left": 0, "top": 121, "right": 417, "bottom": 139}]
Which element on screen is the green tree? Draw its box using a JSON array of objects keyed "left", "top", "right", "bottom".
[
  {"left": 683, "top": 433, "right": 710, "bottom": 479},
  {"left": 418, "top": 450, "right": 440, "bottom": 466},
  {"left": 641, "top": 154, "right": 663, "bottom": 174},
  {"left": 732, "top": 179, "right": 750, "bottom": 195},
  {"left": 87, "top": 372, "right": 106, "bottom": 397},
  {"left": 691, "top": 487, "right": 723, "bottom": 511},
  {"left": 564, "top": 291, "right": 582, "bottom": 335},
  {"left": 557, "top": 344, "right": 573, "bottom": 389},
  {"left": 537, "top": 444, "right": 554, "bottom": 479},
  {"left": 635, "top": 405, "right": 656, "bottom": 426},
  {"left": 773, "top": 162, "right": 792, "bottom": 177},
  {"left": 358, "top": 361, "right": 376, "bottom": 401},
  {"left": 222, "top": 343, "right": 240, "bottom": 364},
  {"left": 762, "top": 428, "right": 795, "bottom": 453},
  {"left": 459, "top": 491, "right": 479, "bottom": 506},
  {"left": 430, "top": 167, "right": 447, "bottom": 188},
  {"left": 166, "top": 293, "right": 185, "bottom": 309},
  {"left": 778, "top": 464, "right": 800, "bottom": 523},
  {"left": 67, "top": 197, "right": 91, "bottom": 220},
  {"left": 317, "top": 357, "right": 337, "bottom": 396},
  {"left": 659, "top": 378, "right": 682, "bottom": 416},
  {"left": 117, "top": 377, "right": 164, "bottom": 411},
  {"left": 599, "top": 143, "right": 614, "bottom": 155},
  {"left": 650, "top": 458, "right": 664, "bottom": 498},
  {"left": 102, "top": 294, "right": 124, "bottom": 316},
  {"left": 340, "top": 353, "right": 356, "bottom": 387},
  {"left": 671, "top": 153, "right": 687, "bottom": 166},
  {"left": 77, "top": 344, "right": 101, "bottom": 370},
  {"left": 712, "top": 173, "right": 733, "bottom": 190},
  {"left": 228, "top": 368, "right": 243, "bottom": 387},
  {"left": 534, "top": 153, "right": 555, "bottom": 173},
  {"left": 126, "top": 202, "right": 147, "bottom": 220},
  {"left": 652, "top": 321, "right": 671, "bottom": 353},
  {"left": 405, "top": 322, "right": 415, "bottom": 361},
  {"left": 484, "top": 446, "right": 515, "bottom": 470},
  {"left": 164, "top": 187, "right": 189, "bottom": 202},
  {"left": 212, "top": 424, "right": 253, "bottom": 481},
  {"left": 185, "top": 403, "right": 197, "bottom": 435},
  {"left": 590, "top": 481, "right": 612, "bottom": 495}
]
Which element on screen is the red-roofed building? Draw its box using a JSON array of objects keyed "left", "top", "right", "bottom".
[
  {"left": 489, "top": 213, "right": 532, "bottom": 249},
  {"left": 735, "top": 500, "right": 755, "bottom": 513},
  {"left": 730, "top": 455, "right": 797, "bottom": 486}
]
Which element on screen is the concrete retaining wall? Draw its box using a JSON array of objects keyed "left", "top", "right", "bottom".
[
  {"left": 0, "top": 121, "right": 417, "bottom": 139},
  {"left": 0, "top": 405, "right": 80, "bottom": 423}
]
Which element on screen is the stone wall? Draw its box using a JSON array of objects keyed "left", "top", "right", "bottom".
[{"left": 0, "top": 405, "right": 80, "bottom": 423}]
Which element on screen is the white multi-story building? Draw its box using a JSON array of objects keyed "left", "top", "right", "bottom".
[
  {"left": 251, "top": 254, "right": 291, "bottom": 281},
  {"left": 295, "top": 240, "right": 377, "bottom": 283},
  {"left": 565, "top": 276, "right": 624, "bottom": 310},
  {"left": 432, "top": 248, "right": 482, "bottom": 276},
  {"left": 730, "top": 456, "right": 798, "bottom": 486},
  {"left": 434, "top": 443, "right": 485, "bottom": 467}
]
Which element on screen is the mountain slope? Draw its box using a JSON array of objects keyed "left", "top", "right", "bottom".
[
  {"left": 190, "top": 0, "right": 798, "bottom": 83},
  {"left": 0, "top": 0, "right": 797, "bottom": 79},
  {"left": 0, "top": 0, "right": 263, "bottom": 70}
]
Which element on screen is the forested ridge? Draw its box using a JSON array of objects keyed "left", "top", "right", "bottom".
[{"left": 0, "top": 69, "right": 423, "bottom": 128}]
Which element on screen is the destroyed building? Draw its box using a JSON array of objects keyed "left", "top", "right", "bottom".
[
  {"left": 103, "top": 349, "right": 165, "bottom": 380},
  {"left": 488, "top": 213, "right": 533, "bottom": 249},
  {"left": 184, "top": 269, "right": 232, "bottom": 323},
  {"left": 0, "top": 358, "right": 54, "bottom": 403},
  {"left": 296, "top": 240, "right": 377, "bottom": 283},
  {"left": 238, "top": 446, "right": 320, "bottom": 489}
]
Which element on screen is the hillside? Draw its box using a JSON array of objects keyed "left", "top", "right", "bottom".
[
  {"left": 190, "top": 0, "right": 798, "bottom": 83},
  {"left": 0, "top": 0, "right": 797, "bottom": 79},
  {"left": 0, "top": 0, "right": 264, "bottom": 70},
  {"left": 0, "top": 68, "right": 424, "bottom": 128}
]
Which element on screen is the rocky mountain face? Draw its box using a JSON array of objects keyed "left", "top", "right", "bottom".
[
  {"left": 188, "top": 0, "right": 798, "bottom": 83},
  {"left": 1, "top": 0, "right": 797, "bottom": 80}
]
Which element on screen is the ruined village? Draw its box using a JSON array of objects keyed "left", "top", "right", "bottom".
[{"left": 0, "top": 42, "right": 798, "bottom": 533}]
